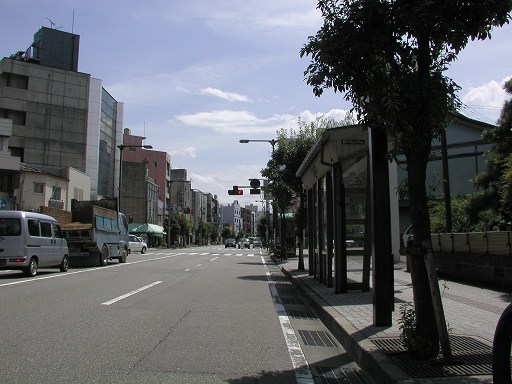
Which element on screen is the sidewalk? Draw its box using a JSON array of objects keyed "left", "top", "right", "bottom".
[{"left": 273, "top": 253, "right": 511, "bottom": 383}]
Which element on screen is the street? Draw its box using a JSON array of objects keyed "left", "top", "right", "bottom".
[{"left": 0, "top": 245, "right": 369, "bottom": 384}]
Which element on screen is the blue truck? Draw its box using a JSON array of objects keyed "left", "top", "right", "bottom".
[{"left": 61, "top": 199, "right": 129, "bottom": 266}]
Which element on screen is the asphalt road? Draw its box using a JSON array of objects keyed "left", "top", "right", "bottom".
[{"left": 0, "top": 245, "right": 368, "bottom": 384}]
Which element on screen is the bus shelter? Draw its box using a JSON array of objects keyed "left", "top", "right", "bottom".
[{"left": 296, "top": 125, "right": 396, "bottom": 325}]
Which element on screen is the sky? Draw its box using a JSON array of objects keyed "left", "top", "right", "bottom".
[{"left": 1, "top": 1, "right": 511, "bottom": 208}]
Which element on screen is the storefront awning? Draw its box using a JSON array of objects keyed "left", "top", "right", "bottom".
[{"left": 129, "top": 223, "right": 166, "bottom": 237}]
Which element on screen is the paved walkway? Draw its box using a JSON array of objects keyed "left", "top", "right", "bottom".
[{"left": 273, "top": 253, "right": 512, "bottom": 383}]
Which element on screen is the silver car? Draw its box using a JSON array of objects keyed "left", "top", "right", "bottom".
[{"left": 129, "top": 235, "right": 147, "bottom": 254}]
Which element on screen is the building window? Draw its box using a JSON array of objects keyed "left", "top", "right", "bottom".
[
  {"left": 0, "top": 109, "right": 26, "bottom": 125},
  {"left": 5, "top": 73, "right": 28, "bottom": 89},
  {"left": 52, "top": 186, "right": 62, "bottom": 200},
  {"left": 153, "top": 160, "right": 157, "bottom": 168},
  {"left": 34, "top": 183, "right": 44, "bottom": 194}
]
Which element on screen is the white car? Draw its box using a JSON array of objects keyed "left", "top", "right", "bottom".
[{"left": 129, "top": 235, "right": 147, "bottom": 254}]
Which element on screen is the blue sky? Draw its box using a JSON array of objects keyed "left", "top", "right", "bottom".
[{"left": 1, "top": 1, "right": 511, "bottom": 207}]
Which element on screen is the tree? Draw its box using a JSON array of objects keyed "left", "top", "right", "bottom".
[
  {"left": 262, "top": 116, "right": 340, "bottom": 263},
  {"left": 177, "top": 213, "right": 192, "bottom": 246},
  {"left": 256, "top": 215, "right": 269, "bottom": 243},
  {"left": 301, "top": 0, "right": 511, "bottom": 358},
  {"left": 468, "top": 79, "right": 512, "bottom": 227},
  {"left": 221, "top": 224, "right": 235, "bottom": 239}
]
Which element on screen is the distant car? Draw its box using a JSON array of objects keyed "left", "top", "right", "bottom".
[
  {"left": 224, "top": 238, "right": 236, "bottom": 248},
  {"left": 252, "top": 237, "right": 262, "bottom": 247},
  {"left": 402, "top": 225, "right": 414, "bottom": 246},
  {"left": 238, "top": 238, "right": 250, "bottom": 249},
  {"left": 129, "top": 234, "right": 147, "bottom": 254}
]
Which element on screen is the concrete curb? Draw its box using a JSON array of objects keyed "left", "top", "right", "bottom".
[{"left": 277, "top": 262, "right": 412, "bottom": 384}]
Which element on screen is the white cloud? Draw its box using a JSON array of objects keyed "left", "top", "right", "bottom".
[
  {"left": 461, "top": 76, "right": 512, "bottom": 123},
  {"left": 462, "top": 76, "right": 511, "bottom": 108},
  {"left": 200, "top": 87, "right": 251, "bottom": 102},
  {"left": 174, "top": 110, "right": 296, "bottom": 134},
  {"left": 298, "top": 109, "right": 353, "bottom": 124},
  {"left": 169, "top": 146, "right": 197, "bottom": 159}
]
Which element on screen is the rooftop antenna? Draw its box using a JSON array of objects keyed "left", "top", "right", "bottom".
[
  {"left": 47, "top": 18, "right": 63, "bottom": 30},
  {"left": 72, "top": 9, "right": 75, "bottom": 33}
]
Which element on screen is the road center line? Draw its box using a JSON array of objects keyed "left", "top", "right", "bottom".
[{"left": 101, "top": 281, "right": 163, "bottom": 305}]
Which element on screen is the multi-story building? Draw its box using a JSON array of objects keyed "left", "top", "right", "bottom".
[
  {"left": 121, "top": 129, "right": 170, "bottom": 226},
  {"left": 170, "top": 169, "right": 192, "bottom": 213},
  {"left": 240, "top": 206, "right": 254, "bottom": 236},
  {"left": 221, "top": 200, "right": 242, "bottom": 236},
  {"left": 192, "top": 189, "right": 207, "bottom": 244},
  {"left": 0, "top": 26, "right": 124, "bottom": 208}
]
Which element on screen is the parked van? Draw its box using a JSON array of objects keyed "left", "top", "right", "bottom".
[{"left": 0, "top": 211, "right": 69, "bottom": 277}]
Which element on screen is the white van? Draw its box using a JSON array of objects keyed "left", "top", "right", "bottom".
[{"left": 0, "top": 211, "right": 69, "bottom": 277}]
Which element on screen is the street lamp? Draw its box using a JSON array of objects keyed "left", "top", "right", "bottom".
[
  {"left": 239, "top": 139, "right": 278, "bottom": 253},
  {"left": 117, "top": 144, "right": 153, "bottom": 212},
  {"left": 239, "top": 139, "right": 277, "bottom": 153}
]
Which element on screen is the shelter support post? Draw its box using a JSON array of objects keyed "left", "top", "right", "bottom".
[
  {"left": 369, "top": 127, "right": 394, "bottom": 326},
  {"left": 326, "top": 170, "right": 334, "bottom": 288},
  {"left": 333, "top": 162, "right": 347, "bottom": 293}
]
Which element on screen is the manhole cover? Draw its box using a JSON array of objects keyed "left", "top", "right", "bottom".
[{"left": 372, "top": 335, "right": 496, "bottom": 377}]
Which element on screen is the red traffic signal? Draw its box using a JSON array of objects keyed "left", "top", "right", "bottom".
[{"left": 228, "top": 186, "right": 243, "bottom": 195}]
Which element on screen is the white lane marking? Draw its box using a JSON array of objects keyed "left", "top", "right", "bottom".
[
  {"left": 210, "top": 257, "right": 218, "bottom": 261},
  {"left": 185, "top": 268, "right": 191, "bottom": 272},
  {"left": 196, "top": 264, "right": 202, "bottom": 267},
  {"left": 0, "top": 253, "right": 182, "bottom": 288},
  {"left": 261, "top": 256, "right": 314, "bottom": 384},
  {"left": 199, "top": 253, "right": 209, "bottom": 255},
  {"left": 101, "top": 281, "right": 162, "bottom": 305}
]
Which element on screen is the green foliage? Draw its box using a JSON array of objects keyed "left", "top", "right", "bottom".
[
  {"left": 177, "top": 213, "right": 192, "bottom": 236},
  {"left": 301, "top": 0, "right": 511, "bottom": 359},
  {"left": 430, "top": 195, "right": 502, "bottom": 232},
  {"left": 398, "top": 303, "right": 436, "bottom": 359},
  {"left": 256, "top": 215, "right": 270, "bottom": 243},
  {"left": 221, "top": 224, "right": 235, "bottom": 239}
]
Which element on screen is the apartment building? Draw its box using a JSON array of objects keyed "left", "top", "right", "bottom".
[{"left": 0, "top": 26, "right": 124, "bottom": 210}]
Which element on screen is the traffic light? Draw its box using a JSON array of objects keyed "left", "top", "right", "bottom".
[{"left": 228, "top": 186, "right": 243, "bottom": 195}]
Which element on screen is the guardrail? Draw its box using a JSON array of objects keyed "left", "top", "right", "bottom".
[{"left": 493, "top": 303, "right": 512, "bottom": 384}]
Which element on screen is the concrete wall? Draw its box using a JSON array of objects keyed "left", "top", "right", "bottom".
[{"left": 429, "top": 232, "right": 512, "bottom": 289}]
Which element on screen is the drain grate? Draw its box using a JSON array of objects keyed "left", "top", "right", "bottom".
[
  {"left": 277, "top": 297, "right": 304, "bottom": 306},
  {"left": 315, "top": 366, "right": 368, "bottom": 383},
  {"left": 299, "top": 330, "right": 338, "bottom": 347},
  {"left": 371, "top": 335, "right": 497, "bottom": 377},
  {"left": 277, "top": 286, "right": 298, "bottom": 296},
  {"left": 288, "top": 309, "right": 318, "bottom": 320}
]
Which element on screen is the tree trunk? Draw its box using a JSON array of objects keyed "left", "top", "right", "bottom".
[
  {"left": 407, "top": 152, "right": 440, "bottom": 357},
  {"left": 403, "top": 31, "right": 441, "bottom": 358}
]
